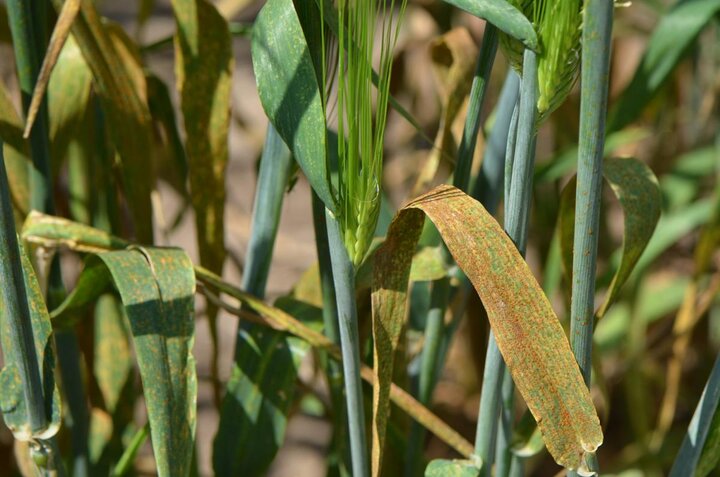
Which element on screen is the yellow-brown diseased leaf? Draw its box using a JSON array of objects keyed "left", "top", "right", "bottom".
[
  {"left": 170, "top": 0, "right": 232, "bottom": 281},
  {"left": 373, "top": 185, "right": 603, "bottom": 472},
  {"left": 51, "top": 0, "right": 155, "bottom": 242}
]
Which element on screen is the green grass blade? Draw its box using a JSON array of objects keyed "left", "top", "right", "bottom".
[
  {"left": 425, "top": 459, "right": 481, "bottom": 477},
  {"left": 670, "top": 351, "right": 720, "bottom": 476},
  {"left": 214, "top": 125, "right": 295, "bottom": 476},
  {"left": 441, "top": 0, "right": 538, "bottom": 50},
  {"left": 252, "top": 0, "right": 335, "bottom": 211},
  {"left": 608, "top": 0, "right": 720, "bottom": 132}
]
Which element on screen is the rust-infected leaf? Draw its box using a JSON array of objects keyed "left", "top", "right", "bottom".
[{"left": 373, "top": 185, "right": 603, "bottom": 472}]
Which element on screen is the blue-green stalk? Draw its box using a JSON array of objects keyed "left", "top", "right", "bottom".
[
  {"left": 569, "top": 0, "right": 614, "bottom": 387},
  {"left": 568, "top": 2, "right": 613, "bottom": 475},
  {"left": 325, "top": 210, "right": 369, "bottom": 477},
  {"left": 474, "top": 49, "right": 538, "bottom": 475},
  {"left": 670, "top": 351, "right": 720, "bottom": 475},
  {"left": 453, "top": 25, "right": 499, "bottom": 192},
  {"left": 0, "top": 142, "right": 46, "bottom": 434},
  {"left": 311, "top": 191, "right": 349, "bottom": 477}
]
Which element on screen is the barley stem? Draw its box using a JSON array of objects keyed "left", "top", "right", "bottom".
[{"left": 326, "top": 209, "right": 369, "bottom": 477}]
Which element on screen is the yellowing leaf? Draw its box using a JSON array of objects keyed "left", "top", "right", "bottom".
[
  {"left": 373, "top": 185, "right": 603, "bottom": 473},
  {"left": 170, "top": 0, "right": 232, "bottom": 282}
]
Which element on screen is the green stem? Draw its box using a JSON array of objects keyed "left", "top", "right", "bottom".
[
  {"left": 569, "top": 0, "right": 614, "bottom": 387},
  {"left": 311, "top": 191, "right": 349, "bottom": 476},
  {"left": 0, "top": 142, "right": 46, "bottom": 433},
  {"left": 325, "top": 210, "right": 369, "bottom": 477},
  {"left": 474, "top": 49, "right": 538, "bottom": 474},
  {"left": 568, "top": 2, "right": 613, "bottom": 475},
  {"left": 453, "top": 24, "right": 499, "bottom": 192}
]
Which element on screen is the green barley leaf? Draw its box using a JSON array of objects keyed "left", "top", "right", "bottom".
[
  {"left": 608, "top": 0, "right": 720, "bottom": 132},
  {"left": 373, "top": 185, "right": 603, "bottom": 472},
  {"left": 252, "top": 0, "right": 335, "bottom": 212},
  {"left": 51, "top": 248, "right": 197, "bottom": 477},
  {"left": 442, "top": 0, "right": 538, "bottom": 50},
  {"left": 170, "top": 0, "right": 232, "bottom": 283},
  {"left": 559, "top": 157, "right": 662, "bottom": 318}
]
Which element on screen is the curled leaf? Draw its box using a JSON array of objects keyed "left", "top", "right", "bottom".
[{"left": 373, "top": 185, "right": 603, "bottom": 472}]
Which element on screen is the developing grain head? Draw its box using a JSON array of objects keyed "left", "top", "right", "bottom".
[
  {"left": 327, "top": 0, "right": 407, "bottom": 267},
  {"left": 501, "top": 0, "right": 583, "bottom": 120}
]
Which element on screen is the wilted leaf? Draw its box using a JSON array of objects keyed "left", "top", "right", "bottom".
[
  {"left": 170, "top": 0, "right": 231, "bottom": 283},
  {"left": 442, "top": 0, "right": 538, "bottom": 50},
  {"left": 51, "top": 247, "right": 197, "bottom": 477},
  {"left": 373, "top": 185, "right": 602, "bottom": 472},
  {"left": 251, "top": 0, "right": 335, "bottom": 212},
  {"left": 52, "top": 0, "right": 155, "bottom": 242},
  {"left": 608, "top": 0, "right": 720, "bottom": 132},
  {"left": 425, "top": 459, "right": 481, "bottom": 477}
]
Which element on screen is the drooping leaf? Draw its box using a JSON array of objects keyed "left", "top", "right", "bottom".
[
  {"left": 608, "top": 0, "right": 720, "bottom": 132},
  {"left": 373, "top": 185, "right": 603, "bottom": 472},
  {"left": 51, "top": 248, "right": 197, "bottom": 477},
  {"left": 0, "top": 245, "right": 62, "bottom": 441},
  {"left": 559, "top": 157, "right": 662, "bottom": 318},
  {"left": 441, "top": 0, "right": 538, "bottom": 50},
  {"left": 251, "top": 0, "right": 335, "bottom": 212},
  {"left": 170, "top": 0, "right": 231, "bottom": 283},
  {"left": 51, "top": 0, "right": 155, "bottom": 242},
  {"left": 21, "top": 212, "right": 476, "bottom": 459},
  {"left": 425, "top": 459, "right": 481, "bottom": 477}
]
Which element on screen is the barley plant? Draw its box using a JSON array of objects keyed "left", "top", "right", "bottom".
[{"left": 0, "top": 0, "right": 719, "bottom": 476}]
